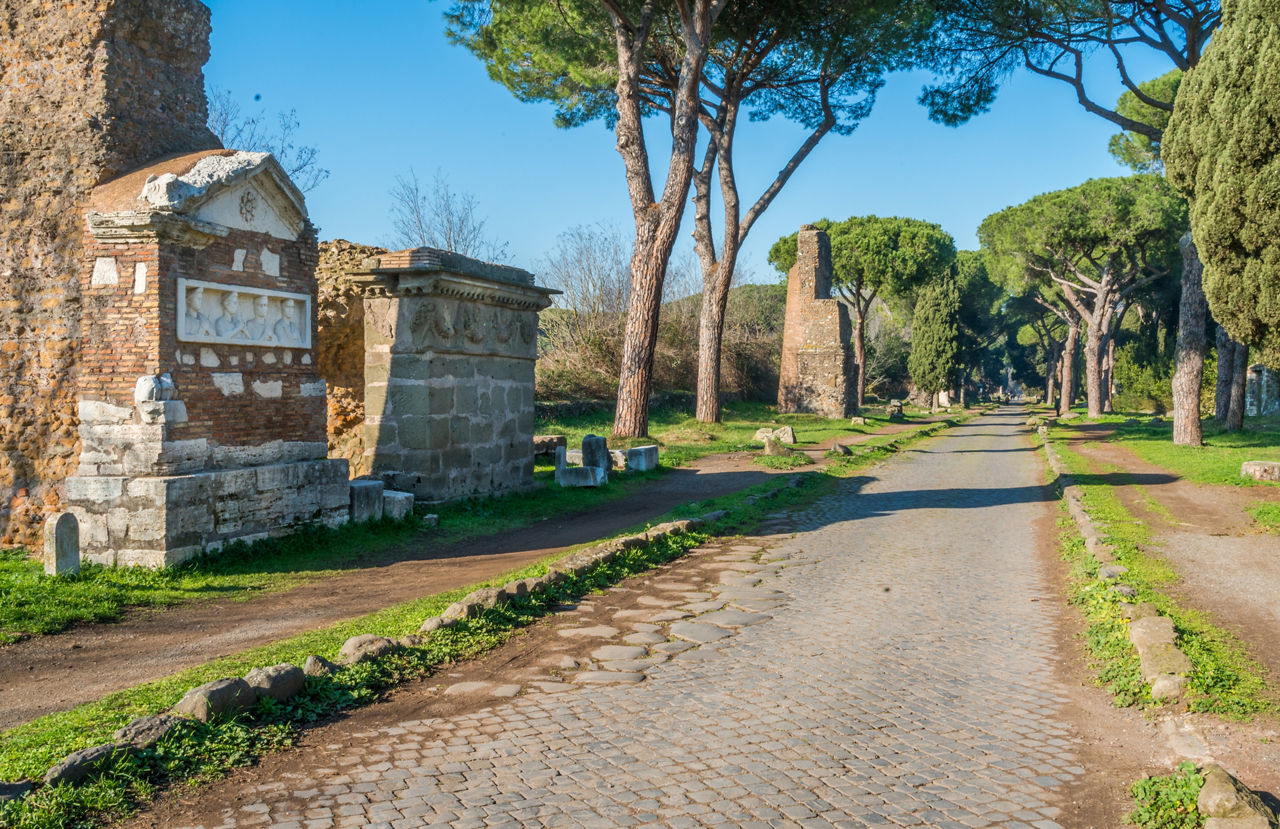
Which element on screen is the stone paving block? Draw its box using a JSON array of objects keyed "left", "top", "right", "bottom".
[
  {"left": 696, "top": 609, "right": 771, "bottom": 628},
  {"left": 182, "top": 410, "right": 1090, "bottom": 828},
  {"left": 669, "top": 622, "right": 733, "bottom": 644}
]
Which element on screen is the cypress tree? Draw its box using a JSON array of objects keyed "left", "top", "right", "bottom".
[
  {"left": 1164, "top": 0, "right": 1280, "bottom": 364},
  {"left": 908, "top": 276, "right": 961, "bottom": 398}
]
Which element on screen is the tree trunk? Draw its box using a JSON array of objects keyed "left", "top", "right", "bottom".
[
  {"left": 1215, "top": 325, "right": 1234, "bottom": 422},
  {"left": 1226, "top": 341, "right": 1248, "bottom": 432},
  {"left": 1084, "top": 320, "right": 1105, "bottom": 417},
  {"left": 694, "top": 261, "right": 734, "bottom": 423},
  {"left": 1103, "top": 335, "right": 1116, "bottom": 413},
  {"left": 1060, "top": 321, "right": 1079, "bottom": 417},
  {"left": 609, "top": 2, "right": 720, "bottom": 438},
  {"left": 1172, "top": 232, "right": 1207, "bottom": 446},
  {"left": 1045, "top": 348, "right": 1057, "bottom": 409},
  {"left": 853, "top": 312, "right": 866, "bottom": 411}
]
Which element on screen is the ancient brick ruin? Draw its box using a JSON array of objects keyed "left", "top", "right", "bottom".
[
  {"left": 350, "top": 249, "right": 555, "bottom": 502},
  {"left": 66, "top": 150, "right": 348, "bottom": 567},
  {"left": 777, "top": 225, "right": 856, "bottom": 418},
  {"left": 0, "top": 0, "right": 220, "bottom": 548}
]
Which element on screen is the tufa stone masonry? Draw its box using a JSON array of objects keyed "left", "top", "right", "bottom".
[
  {"left": 0, "top": 0, "right": 221, "bottom": 548},
  {"left": 777, "top": 225, "right": 856, "bottom": 418},
  {"left": 349, "top": 248, "right": 556, "bottom": 502}
]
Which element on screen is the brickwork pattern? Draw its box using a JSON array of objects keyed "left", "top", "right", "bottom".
[
  {"left": 185, "top": 410, "right": 1082, "bottom": 828},
  {"left": 778, "top": 226, "right": 856, "bottom": 419},
  {"left": 0, "top": 0, "right": 219, "bottom": 548}
]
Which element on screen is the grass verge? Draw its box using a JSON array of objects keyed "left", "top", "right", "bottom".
[
  {"left": 1125, "top": 761, "right": 1205, "bottom": 829},
  {"left": 1049, "top": 431, "right": 1273, "bottom": 719},
  {"left": 1058, "top": 414, "right": 1280, "bottom": 488}
]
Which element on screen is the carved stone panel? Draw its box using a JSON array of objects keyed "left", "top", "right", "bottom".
[{"left": 177, "top": 277, "right": 312, "bottom": 348}]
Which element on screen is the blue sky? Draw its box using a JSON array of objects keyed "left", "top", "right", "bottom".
[{"left": 204, "top": 1, "right": 1162, "bottom": 286}]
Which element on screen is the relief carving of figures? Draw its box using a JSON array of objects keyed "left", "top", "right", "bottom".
[
  {"left": 184, "top": 287, "right": 211, "bottom": 337},
  {"left": 273, "top": 299, "right": 303, "bottom": 346},
  {"left": 214, "top": 291, "right": 246, "bottom": 339},
  {"left": 177, "top": 279, "right": 311, "bottom": 348}
]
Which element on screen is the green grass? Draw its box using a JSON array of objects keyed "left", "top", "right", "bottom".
[
  {"left": 1126, "top": 761, "right": 1205, "bottom": 829},
  {"left": 1050, "top": 432, "right": 1274, "bottom": 718},
  {"left": 752, "top": 452, "right": 816, "bottom": 470},
  {"left": 1246, "top": 501, "right": 1280, "bottom": 533},
  {"left": 1062, "top": 414, "right": 1280, "bottom": 487}
]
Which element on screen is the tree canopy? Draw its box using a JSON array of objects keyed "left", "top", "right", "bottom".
[
  {"left": 1165, "top": 0, "right": 1280, "bottom": 366},
  {"left": 980, "top": 175, "right": 1187, "bottom": 415},
  {"left": 1107, "top": 70, "right": 1182, "bottom": 173}
]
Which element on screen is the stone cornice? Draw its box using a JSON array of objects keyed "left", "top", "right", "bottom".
[
  {"left": 353, "top": 271, "right": 556, "bottom": 312},
  {"left": 85, "top": 209, "right": 227, "bottom": 249}
]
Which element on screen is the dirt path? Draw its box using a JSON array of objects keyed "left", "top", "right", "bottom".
[
  {"left": 0, "top": 418, "right": 934, "bottom": 731},
  {"left": 128, "top": 408, "right": 1165, "bottom": 828},
  {"left": 1065, "top": 429, "right": 1280, "bottom": 693}
]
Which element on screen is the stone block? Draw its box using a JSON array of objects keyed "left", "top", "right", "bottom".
[
  {"left": 44, "top": 743, "right": 122, "bottom": 786},
  {"left": 1199, "top": 765, "right": 1277, "bottom": 825},
  {"left": 172, "top": 678, "right": 257, "bottom": 722},
  {"left": 78, "top": 399, "right": 134, "bottom": 425},
  {"left": 1241, "top": 461, "right": 1280, "bottom": 482},
  {"left": 555, "top": 465, "right": 607, "bottom": 488},
  {"left": 383, "top": 490, "right": 414, "bottom": 520},
  {"left": 625, "top": 445, "right": 659, "bottom": 472},
  {"left": 338, "top": 634, "right": 398, "bottom": 666},
  {"left": 243, "top": 664, "right": 305, "bottom": 702},
  {"left": 114, "top": 715, "right": 182, "bottom": 749},
  {"left": 66, "top": 476, "right": 125, "bottom": 502},
  {"left": 43, "top": 512, "right": 79, "bottom": 576},
  {"left": 1128, "top": 615, "right": 1176, "bottom": 650},
  {"left": 581, "top": 434, "right": 610, "bottom": 475},
  {"left": 303, "top": 655, "right": 338, "bottom": 677},
  {"left": 350, "top": 479, "right": 385, "bottom": 522}
]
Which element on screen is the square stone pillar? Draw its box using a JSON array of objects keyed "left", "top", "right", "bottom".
[{"left": 351, "top": 248, "right": 556, "bottom": 503}]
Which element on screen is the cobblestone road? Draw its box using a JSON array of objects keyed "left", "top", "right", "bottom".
[{"left": 187, "top": 408, "right": 1083, "bottom": 828}]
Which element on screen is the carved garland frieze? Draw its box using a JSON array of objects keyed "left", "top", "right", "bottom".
[{"left": 407, "top": 299, "right": 537, "bottom": 352}]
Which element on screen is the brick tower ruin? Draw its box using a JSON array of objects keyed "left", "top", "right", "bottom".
[
  {"left": 777, "top": 225, "right": 857, "bottom": 418},
  {"left": 0, "top": 0, "right": 221, "bottom": 548}
]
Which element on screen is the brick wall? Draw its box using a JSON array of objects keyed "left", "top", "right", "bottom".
[
  {"left": 777, "top": 226, "right": 856, "bottom": 418},
  {"left": 0, "top": 0, "right": 219, "bottom": 548}
]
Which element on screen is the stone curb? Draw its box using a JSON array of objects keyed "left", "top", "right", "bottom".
[
  {"left": 1038, "top": 426, "right": 1278, "bottom": 828},
  {"left": 1039, "top": 432, "right": 1191, "bottom": 701},
  {"left": 1, "top": 508, "right": 732, "bottom": 803}
]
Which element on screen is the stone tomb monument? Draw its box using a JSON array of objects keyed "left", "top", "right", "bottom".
[
  {"left": 65, "top": 150, "right": 349, "bottom": 567},
  {"left": 777, "top": 225, "right": 857, "bottom": 418},
  {"left": 351, "top": 248, "right": 556, "bottom": 502}
]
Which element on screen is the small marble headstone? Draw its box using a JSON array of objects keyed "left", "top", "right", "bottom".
[{"left": 43, "top": 512, "right": 80, "bottom": 576}]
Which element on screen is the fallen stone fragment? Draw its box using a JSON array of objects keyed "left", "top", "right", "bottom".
[
  {"left": 440, "top": 601, "right": 474, "bottom": 623},
  {"left": 670, "top": 621, "right": 733, "bottom": 644},
  {"left": 304, "top": 655, "right": 338, "bottom": 677},
  {"left": 1150, "top": 674, "right": 1186, "bottom": 701},
  {"left": 1199, "top": 764, "right": 1278, "bottom": 828},
  {"left": 1112, "top": 583, "right": 1138, "bottom": 597},
  {"left": 114, "top": 714, "right": 182, "bottom": 749},
  {"left": 419, "top": 616, "right": 444, "bottom": 634},
  {"left": 0, "top": 781, "right": 32, "bottom": 803},
  {"left": 1129, "top": 615, "right": 1177, "bottom": 649},
  {"left": 244, "top": 663, "right": 305, "bottom": 702},
  {"left": 172, "top": 678, "right": 257, "bottom": 722},
  {"left": 491, "top": 684, "right": 522, "bottom": 698},
  {"left": 1241, "top": 461, "right": 1280, "bottom": 482},
  {"left": 44, "top": 743, "right": 123, "bottom": 786},
  {"left": 337, "top": 634, "right": 398, "bottom": 666},
  {"left": 1098, "top": 564, "right": 1129, "bottom": 581},
  {"left": 573, "top": 671, "right": 645, "bottom": 684}
]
